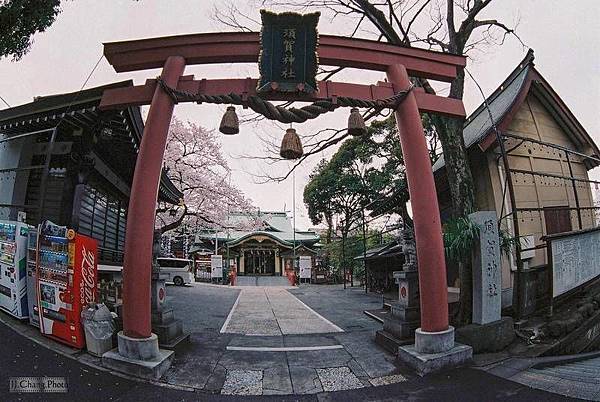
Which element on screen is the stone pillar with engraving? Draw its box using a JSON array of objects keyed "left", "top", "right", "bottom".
[
  {"left": 151, "top": 230, "right": 190, "bottom": 350},
  {"left": 470, "top": 211, "right": 501, "bottom": 324},
  {"left": 454, "top": 211, "right": 515, "bottom": 354},
  {"left": 376, "top": 223, "right": 421, "bottom": 353}
]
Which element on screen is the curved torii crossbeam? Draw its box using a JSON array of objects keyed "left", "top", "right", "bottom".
[{"left": 100, "top": 32, "right": 466, "bottom": 352}]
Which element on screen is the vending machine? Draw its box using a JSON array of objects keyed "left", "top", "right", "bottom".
[
  {"left": 0, "top": 214, "right": 30, "bottom": 319},
  {"left": 35, "top": 221, "right": 98, "bottom": 348},
  {"left": 26, "top": 228, "right": 39, "bottom": 327}
]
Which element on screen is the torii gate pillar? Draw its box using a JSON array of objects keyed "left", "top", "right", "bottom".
[
  {"left": 387, "top": 64, "right": 472, "bottom": 375},
  {"left": 103, "top": 56, "right": 185, "bottom": 380}
]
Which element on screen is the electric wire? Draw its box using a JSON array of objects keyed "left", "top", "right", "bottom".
[{"left": 0, "top": 94, "right": 10, "bottom": 108}]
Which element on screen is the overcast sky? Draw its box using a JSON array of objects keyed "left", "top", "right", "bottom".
[{"left": 1, "top": 0, "right": 598, "bottom": 230}]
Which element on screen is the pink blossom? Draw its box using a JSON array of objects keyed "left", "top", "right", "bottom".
[{"left": 156, "top": 116, "right": 255, "bottom": 233}]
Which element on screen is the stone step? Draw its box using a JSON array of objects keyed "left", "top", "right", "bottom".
[
  {"left": 565, "top": 363, "right": 600, "bottom": 372},
  {"left": 541, "top": 366, "right": 600, "bottom": 380},
  {"left": 235, "top": 276, "right": 257, "bottom": 286},
  {"left": 363, "top": 310, "right": 384, "bottom": 323},
  {"left": 383, "top": 317, "right": 420, "bottom": 339},
  {"left": 550, "top": 365, "right": 600, "bottom": 375},
  {"left": 257, "top": 276, "right": 289, "bottom": 286},
  {"left": 282, "top": 334, "right": 341, "bottom": 348},
  {"left": 537, "top": 369, "right": 600, "bottom": 383},
  {"left": 375, "top": 329, "right": 413, "bottom": 355},
  {"left": 235, "top": 276, "right": 290, "bottom": 286},
  {"left": 159, "top": 332, "right": 191, "bottom": 352}
]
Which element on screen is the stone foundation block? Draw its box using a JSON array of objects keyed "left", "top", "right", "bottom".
[
  {"left": 102, "top": 331, "right": 174, "bottom": 380},
  {"left": 455, "top": 316, "right": 515, "bottom": 353},
  {"left": 102, "top": 348, "right": 174, "bottom": 380},
  {"left": 398, "top": 343, "right": 473, "bottom": 376},
  {"left": 383, "top": 318, "right": 419, "bottom": 340}
]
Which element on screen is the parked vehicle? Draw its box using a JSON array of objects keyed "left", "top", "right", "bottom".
[{"left": 157, "top": 258, "right": 194, "bottom": 286}]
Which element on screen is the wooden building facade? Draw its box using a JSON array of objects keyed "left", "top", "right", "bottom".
[
  {"left": 433, "top": 50, "right": 600, "bottom": 315},
  {"left": 0, "top": 81, "right": 182, "bottom": 266}
]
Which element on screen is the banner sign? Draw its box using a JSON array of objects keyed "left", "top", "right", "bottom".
[
  {"left": 551, "top": 228, "right": 600, "bottom": 297},
  {"left": 257, "top": 10, "right": 320, "bottom": 94},
  {"left": 299, "top": 256, "right": 312, "bottom": 279},
  {"left": 211, "top": 255, "right": 223, "bottom": 279}
]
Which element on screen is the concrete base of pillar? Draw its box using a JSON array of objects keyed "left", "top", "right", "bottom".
[
  {"left": 415, "top": 326, "right": 455, "bottom": 354},
  {"left": 398, "top": 326, "right": 472, "bottom": 376},
  {"left": 102, "top": 331, "right": 174, "bottom": 380},
  {"left": 397, "top": 342, "right": 473, "bottom": 376}
]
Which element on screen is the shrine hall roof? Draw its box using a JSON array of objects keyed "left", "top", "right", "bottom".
[
  {"left": 0, "top": 81, "right": 183, "bottom": 204},
  {"left": 194, "top": 211, "right": 320, "bottom": 248},
  {"left": 433, "top": 49, "right": 600, "bottom": 173},
  {"left": 432, "top": 50, "right": 533, "bottom": 172},
  {"left": 354, "top": 241, "right": 402, "bottom": 260}
]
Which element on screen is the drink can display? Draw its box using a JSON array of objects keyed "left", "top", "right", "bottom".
[{"left": 33, "top": 221, "right": 98, "bottom": 349}]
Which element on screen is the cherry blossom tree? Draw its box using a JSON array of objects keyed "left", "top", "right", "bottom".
[{"left": 155, "top": 116, "right": 255, "bottom": 235}]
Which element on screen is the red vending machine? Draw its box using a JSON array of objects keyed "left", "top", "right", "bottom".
[{"left": 35, "top": 221, "right": 98, "bottom": 348}]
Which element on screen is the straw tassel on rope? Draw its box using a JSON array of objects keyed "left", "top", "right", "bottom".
[
  {"left": 347, "top": 107, "right": 367, "bottom": 136},
  {"left": 280, "top": 128, "right": 303, "bottom": 160},
  {"left": 219, "top": 106, "right": 239, "bottom": 135}
]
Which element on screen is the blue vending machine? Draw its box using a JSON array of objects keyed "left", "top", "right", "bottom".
[{"left": 0, "top": 213, "right": 30, "bottom": 319}]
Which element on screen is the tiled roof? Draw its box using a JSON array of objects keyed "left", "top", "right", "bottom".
[{"left": 195, "top": 211, "right": 320, "bottom": 247}]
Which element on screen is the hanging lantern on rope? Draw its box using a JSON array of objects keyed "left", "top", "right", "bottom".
[
  {"left": 280, "top": 128, "right": 303, "bottom": 160},
  {"left": 219, "top": 106, "right": 239, "bottom": 135},
  {"left": 347, "top": 108, "right": 367, "bottom": 136}
]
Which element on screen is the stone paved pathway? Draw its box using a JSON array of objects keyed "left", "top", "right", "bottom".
[
  {"left": 510, "top": 357, "right": 600, "bottom": 401},
  {"left": 221, "top": 287, "right": 344, "bottom": 335},
  {"left": 158, "top": 283, "right": 408, "bottom": 395},
  {"left": 1, "top": 282, "right": 580, "bottom": 399},
  {"left": 0, "top": 316, "right": 569, "bottom": 401}
]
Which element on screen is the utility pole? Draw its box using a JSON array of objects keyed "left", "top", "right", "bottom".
[
  {"left": 214, "top": 230, "right": 218, "bottom": 254},
  {"left": 226, "top": 171, "right": 231, "bottom": 279},
  {"left": 362, "top": 209, "right": 367, "bottom": 294},
  {"left": 342, "top": 217, "right": 346, "bottom": 290},
  {"left": 292, "top": 169, "right": 297, "bottom": 283}
]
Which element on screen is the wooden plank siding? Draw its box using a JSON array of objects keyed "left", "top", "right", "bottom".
[{"left": 487, "top": 93, "right": 596, "bottom": 279}]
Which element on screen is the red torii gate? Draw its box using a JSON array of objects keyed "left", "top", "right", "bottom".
[{"left": 100, "top": 31, "right": 468, "bottom": 372}]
